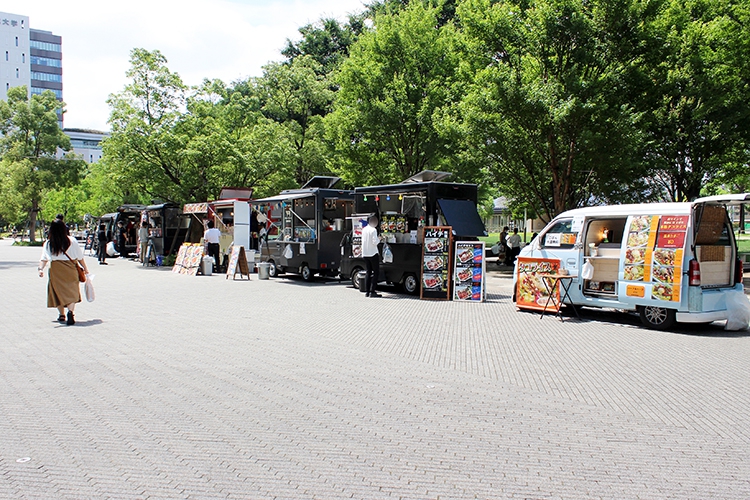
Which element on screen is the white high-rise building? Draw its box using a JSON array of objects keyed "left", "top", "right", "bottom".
[
  {"left": 1, "top": 11, "right": 63, "bottom": 125},
  {"left": 0, "top": 12, "right": 31, "bottom": 100}
]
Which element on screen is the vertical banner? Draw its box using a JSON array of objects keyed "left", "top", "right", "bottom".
[
  {"left": 453, "top": 241, "right": 485, "bottom": 302},
  {"left": 651, "top": 215, "right": 688, "bottom": 303},
  {"left": 421, "top": 226, "right": 452, "bottom": 300},
  {"left": 351, "top": 221, "right": 363, "bottom": 259},
  {"left": 622, "top": 214, "right": 689, "bottom": 303},
  {"left": 515, "top": 257, "right": 561, "bottom": 311}
]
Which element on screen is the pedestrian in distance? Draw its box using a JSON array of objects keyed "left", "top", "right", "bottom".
[
  {"left": 508, "top": 227, "right": 522, "bottom": 263},
  {"left": 38, "top": 219, "right": 89, "bottom": 326},
  {"left": 500, "top": 226, "right": 512, "bottom": 266},
  {"left": 54, "top": 213, "right": 71, "bottom": 236},
  {"left": 116, "top": 221, "right": 128, "bottom": 258},
  {"left": 362, "top": 214, "right": 382, "bottom": 298},
  {"left": 204, "top": 220, "right": 222, "bottom": 273},
  {"left": 96, "top": 223, "right": 108, "bottom": 265},
  {"left": 138, "top": 221, "right": 149, "bottom": 263}
]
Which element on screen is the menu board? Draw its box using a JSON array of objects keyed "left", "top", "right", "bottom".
[
  {"left": 351, "top": 224, "right": 363, "bottom": 259},
  {"left": 421, "top": 226, "right": 451, "bottom": 300},
  {"left": 226, "top": 245, "right": 250, "bottom": 280},
  {"left": 380, "top": 213, "right": 408, "bottom": 234},
  {"left": 515, "top": 257, "right": 561, "bottom": 311},
  {"left": 171, "top": 243, "right": 204, "bottom": 276},
  {"left": 623, "top": 215, "right": 688, "bottom": 303},
  {"left": 453, "top": 242, "right": 485, "bottom": 301}
]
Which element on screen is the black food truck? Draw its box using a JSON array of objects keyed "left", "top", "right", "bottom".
[
  {"left": 340, "top": 171, "right": 488, "bottom": 294},
  {"left": 252, "top": 177, "right": 355, "bottom": 280},
  {"left": 142, "top": 203, "right": 189, "bottom": 257},
  {"left": 96, "top": 204, "right": 147, "bottom": 257}
]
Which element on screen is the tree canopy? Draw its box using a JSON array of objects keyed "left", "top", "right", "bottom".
[
  {"left": 0, "top": 87, "right": 84, "bottom": 239},
  {"left": 14, "top": 0, "right": 749, "bottom": 223}
]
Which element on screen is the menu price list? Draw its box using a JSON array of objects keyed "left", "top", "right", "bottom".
[
  {"left": 421, "top": 227, "right": 451, "bottom": 300},
  {"left": 453, "top": 242, "right": 485, "bottom": 301},
  {"left": 623, "top": 214, "right": 687, "bottom": 303}
]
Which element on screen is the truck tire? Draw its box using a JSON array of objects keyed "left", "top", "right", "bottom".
[
  {"left": 301, "top": 264, "right": 314, "bottom": 281},
  {"left": 350, "top": 267, "right": 364, "bottom": 289},
  {"left": 402, "top": 273, "right": 419, "bottom": 295},
  {"left": 268, "top": 260, "right": 281, "bottom": 277},
  {"left": 639, "top": 306, "right": 676, "bottom": 330}
]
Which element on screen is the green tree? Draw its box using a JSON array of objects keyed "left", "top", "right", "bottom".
[
  {"left": 106, "top": 49, "right": 303, "bottom": 204},
  {"left": 640, "top": 0, "right": 750, "bottom": 201},
  {"left": 457, "top": 0, "right": 652, "bottom": 221},
  {"left": 327, "top": 1, "right": 464, "bottom": 186},
  {"left": 0, "top": 86, "right": 84, "bottom": 240},
  {"left": 282, "top": 16, "right": 365, "bottom": 74},
  {"left": 104, "top": 48, "right": 196, "bottom": 203},
  {"left": 258, "top": 56, "right": 335, "bottom": 185}
]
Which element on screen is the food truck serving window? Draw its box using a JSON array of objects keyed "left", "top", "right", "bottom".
[
  {"left": 541, "top": 219, "right": 577, "bottom": 248},
  {"left": 436, "top": 199, "right": 487, "bottom": 237}
]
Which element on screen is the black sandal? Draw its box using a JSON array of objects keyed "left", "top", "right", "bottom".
[
  {"left": 66, "top": 311, "right": 75, "bottom": 326},
  {"left": 57, "top": 315, "right": 66, "bottom": 323}
]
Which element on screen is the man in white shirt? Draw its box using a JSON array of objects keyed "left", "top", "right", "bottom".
[
  {"left": 507, "top": 227, "right": 522, "bottom": 263},
  {"left": 204, "top": 220, "right": 222, "bottom": 272},
  {"left": 361, "top": 214, "right": 382, "bottom": 298}
]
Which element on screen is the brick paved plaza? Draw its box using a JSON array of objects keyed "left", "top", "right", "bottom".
[{"left": 1, "top": 238, "right": 749, "bottom": 499}]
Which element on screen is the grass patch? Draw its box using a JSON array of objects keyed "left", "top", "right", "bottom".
[
  {"left": 737, "top": 233, "right": 750, "bottom": 254},
  {"left": 13, "top": 240, "right": 44, "bottom": 247}
]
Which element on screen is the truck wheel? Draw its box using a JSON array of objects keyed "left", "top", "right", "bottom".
[
  {"left": 639, "top": 306, "right": 676, "bottom": 330},
  {"left": 268, "top": 260, "right": 280, "bottom": 277},
  {"left": 402, "top": 273, "right": 419, "bottom": 295},
  {"left": 350, "top": 267, "right": 364, "bottom": 289},
  {"left": 301, "top": 264, "right": 314, "bottom": 281}
]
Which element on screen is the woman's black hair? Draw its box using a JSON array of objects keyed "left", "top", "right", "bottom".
[{"left": 48, "top": 220, "right": 71, "bottom": 255}]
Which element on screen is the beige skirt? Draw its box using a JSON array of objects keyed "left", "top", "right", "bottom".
[{"left": 47, "top": 260, "right": 81, "bottom": 308}]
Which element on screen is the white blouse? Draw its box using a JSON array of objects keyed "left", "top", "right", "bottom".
[{"left": 41, "top": 236, "right": 84, "bottom": 261}]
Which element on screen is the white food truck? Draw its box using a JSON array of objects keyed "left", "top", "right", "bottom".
[{"left": 513, "top": 194, "right": 749, "bottom": 329}]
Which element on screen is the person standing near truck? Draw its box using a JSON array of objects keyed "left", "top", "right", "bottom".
[
  {"left": 362, "top": 214, "right": 382, "bottom": 298},
  {"left": 204, "top": 220, "right": 222, "bottom": 273},
  {"left": 138, "top": 222, "right": 149, "bottom": 263},
  {"left": 96, "top": 223, "right": 108, "bottom": 265},
  {"left": 507, "top": 227, "right": 522, "bottom": 263},
  {"left": 115, "top": 221, "right": 128, "bottom": 258}
]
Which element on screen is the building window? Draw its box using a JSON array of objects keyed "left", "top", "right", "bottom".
[
  {"left": 5, "top": 83, "right": 9, "bottom": 91},
  {"left": 31, "top": 87, "right": 63, "bottom": 99},
  {"left": 16, "top": 69, "right": 19, "bottom": 78},
  {"left": 31, "top": 72, "right": 63, "bottom": 83},
  {"left": 4, "top": 51, "right": 7, "bottom": 61},
  {"left": 30, "top": 40, "right": 62, "bottom": 52},
  {"left": 30, "top": 56, "right": 61, "bottom": 68},
  {"left": 22, "top": 53, "right": 25, "bottom": 63},
  {"left": 15, "top": 37, "right": 18, "bottom": 47}
]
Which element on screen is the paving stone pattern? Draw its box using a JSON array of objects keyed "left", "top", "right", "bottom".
[{"left": 1, "top": 239, "right": 748, "bottom": 499}]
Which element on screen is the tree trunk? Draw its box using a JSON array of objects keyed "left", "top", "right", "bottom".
[{"left": 29, "top": 199, "right": 39, "bottom": 243}]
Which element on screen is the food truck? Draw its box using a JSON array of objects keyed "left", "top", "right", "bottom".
[
  {"left": 96, "top": 204, "right": 147, "bottom": 256},
  {"left": 513, "top": 194, "right": 749, "bottom": 329},
  {"left": 340, "top": 171, "right": 488, "bottom": 294},
  {"left": 182, "top": 188, "right": 254, "bottom": 270},
  {"left": 142, "top": 202, "right": 189, "bottom": 256},
  {"left": 252, "top": 177, "right": 354, "bottom": 280}
]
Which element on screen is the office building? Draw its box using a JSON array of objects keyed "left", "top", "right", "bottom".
[
  {"left": 1, "top": 11, "right": 63, "bottom": 126},
  {"left": 64, "top": 128, "right": 108, "bottom": 164}
]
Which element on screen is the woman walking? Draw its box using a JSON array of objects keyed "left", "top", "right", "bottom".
[{"left": 38, "top": 220, "right": 89, "bottom": 325}]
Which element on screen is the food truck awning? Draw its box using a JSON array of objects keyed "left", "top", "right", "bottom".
[
  {"left": 252, "top": 192, "right": 313, "bottom": 204},
  {"left": 437, "top": 199, "right": 488, "bottom": 237},
  {"left": 183, "top": 202, "right": 209, "bottom": 214}
]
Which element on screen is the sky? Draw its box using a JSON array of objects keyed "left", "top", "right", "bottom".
[{"left": 5, "top": 0, "right": 366, "bottom": 131}]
